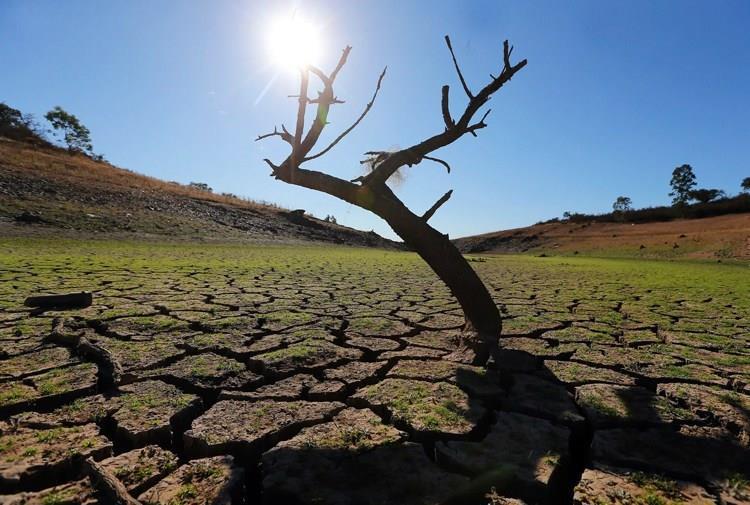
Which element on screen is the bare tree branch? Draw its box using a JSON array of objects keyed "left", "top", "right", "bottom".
[
  {"left": 255, "top": 125, "right": 294, "bottom": 145},
  {"left": 441, "top": 85, "right": 454, "bottom": 130},
  {"left": 423, "top": 155, "right": 451, "bottom": 173},
  {"left": 444, "top": 36, "right": 473, "bottom": 99},
  {"left": 305, "top": 67, "right": 387, "bottom": 162},
  {"left": 422, "top": 189, "right": 453, "bottom": 222},
  {"left": 360, "top": 37, "right": 527, "bottom": 187},
  {"left": 291, "top": 69, "right": 310, "bottom": 171},
  {"left": 466, "top": 108, "right": 492, "bottom": 137},
  {"left": 308, "top": 46, "right": 352, "bottom": 85}
]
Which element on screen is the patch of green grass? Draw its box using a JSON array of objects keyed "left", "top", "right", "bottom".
[{"left": 629, "top": 471, "right": 681, "bottom": 500}]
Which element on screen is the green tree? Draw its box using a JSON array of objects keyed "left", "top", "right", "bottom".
[
  {"left": 742, "top": 177, "right": 750, "bottom": 193},
  {"left": 44, "top": 106, "right": 93, "bottom": 154},
  {"left": 669, "top": 164, "right": 696, "bottom": 206},
  {"left": 188, "top": 182, "right": 212, "bottom": 192},
  {"left": 688, "top": 188, "right": 726, "bottom": 204},
  {"left": 0, "top": 103, "right": 42, "bottom": 141},
  {"left": 612, "top": 196, "right": 632, "bottom": 213}
]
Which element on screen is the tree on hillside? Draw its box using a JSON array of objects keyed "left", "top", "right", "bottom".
[
  {"left": 0, "top": 103, "right": 45, "bottom": 142},
  {"left": 689, "top": 188, "right": 726, "bottom": 204},
  {"left": 44, "top": 106, "right": 93, "bottom": 154},
  {"left": 256, "top": 36, "right": 527, "bottom": 365},
  {"left": 189, "top": 182, "right": 213, "bottom": 192},
  {"left": 742, "top": 177, "right": 750, "bottom": 193},
  {"left": 669, "top": 164, "right": 696, "bottom": 206},
  {"left": 612, "top": 196, "right": 632, "bottom": 213}
]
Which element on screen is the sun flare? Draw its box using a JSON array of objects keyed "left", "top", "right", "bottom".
[{"left": 266, "top": 13, "right": 322, "bottom": 70}]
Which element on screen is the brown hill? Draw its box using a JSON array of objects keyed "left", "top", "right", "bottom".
[
  {"left": 454, "top": 214, "right": 750, "bottom": 260},
  {"left": 0, "top": 138, "right": 398, "bottom": 247}
]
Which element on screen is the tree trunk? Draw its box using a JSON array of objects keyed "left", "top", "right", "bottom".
[
  {"left": 269, "top": 163, "right": 502, "bottom": 365},
  {"left": 372, "top": 186, "right": 502, "bottom": 365}
]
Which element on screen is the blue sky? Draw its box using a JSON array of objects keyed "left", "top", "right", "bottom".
[{"left": 2, "top": 1, "right": 748, "bottom": 240}]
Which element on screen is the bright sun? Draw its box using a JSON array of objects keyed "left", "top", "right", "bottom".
[{"left": 267, "top": 13, "right": 322, "bottom": 70}]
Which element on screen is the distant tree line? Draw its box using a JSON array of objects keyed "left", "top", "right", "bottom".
[
  {"left": 554, "top": 163, "right": 750, "bottom": 225},
  {"left": 1, "top": 102, "right": 103, "bottom": 159}
]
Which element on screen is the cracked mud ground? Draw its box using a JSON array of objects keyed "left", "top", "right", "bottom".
[{"left": 1, "top": 241, "right": 749, "bottom": 504}]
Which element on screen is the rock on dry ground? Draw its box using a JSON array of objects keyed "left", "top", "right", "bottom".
[{"left": 0, "top": 242, "right": 749, "bottom": 504}]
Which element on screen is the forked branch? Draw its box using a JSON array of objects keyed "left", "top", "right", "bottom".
[
  {"left": 360, "top": 37, "right": 526, "bottom": 187},
  {"left": 445, "top": 35, "right": 473, "bottom": 99},
  {"left": 255, "top": 125, "right": 294, "bottom": 145},
  {"left": 305, "top": 67, "right": 387, "bottom": 162}
]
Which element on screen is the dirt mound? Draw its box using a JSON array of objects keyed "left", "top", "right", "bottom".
[{"left": 0, "top": 138, "right": 399, "bottom": 248}]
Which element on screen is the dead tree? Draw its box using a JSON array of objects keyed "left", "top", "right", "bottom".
[{"left": 257, "top": 36, "right": 527, "bottom": 365}]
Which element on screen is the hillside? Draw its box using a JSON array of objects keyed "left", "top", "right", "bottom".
[
  {"left": 455, "top": 213, "right": 750, "bottom": 260},
  {"left": 0, "top": 138, "right": 398, "bottom": 247}
]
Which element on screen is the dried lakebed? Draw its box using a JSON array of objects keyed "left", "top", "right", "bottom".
[{"left": 0, "top": 240, "right": 749, "bottom": 504}]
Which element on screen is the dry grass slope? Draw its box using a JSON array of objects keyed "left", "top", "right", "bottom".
[
  {"left": 0, "top": 138, "right": 398, "bottom": 247},
  {"left": 455, "top": 214, "right": 750, "bottom": 261}
]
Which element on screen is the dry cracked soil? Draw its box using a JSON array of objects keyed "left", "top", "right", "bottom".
[{"left": 0, "top": 240, "right": 749, "bottom": 505}]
